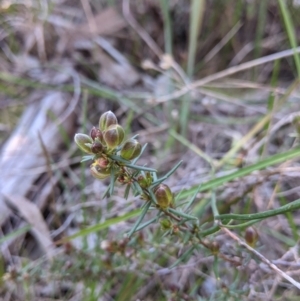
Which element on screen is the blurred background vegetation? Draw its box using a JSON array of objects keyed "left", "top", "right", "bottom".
[{"left": 1, "top": 0, "right": 300, "bottom": 300}]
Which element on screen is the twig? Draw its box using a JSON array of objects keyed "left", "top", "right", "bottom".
[
  {"left": 204, "top": 21, "right": 242, "bottom": 63},
  {"left": 122, "top": 0, "right": 163, "bottom": 58},
  {"left": 222, "top": 227, "right": 300, "bottom": 290},
  {"left": 156, "top": 47, "right": 300, "bottom": 103}
]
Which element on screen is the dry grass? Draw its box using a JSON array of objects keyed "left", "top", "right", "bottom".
[{"left": 1, "top": 0, "right": 300, "bottom": 300}]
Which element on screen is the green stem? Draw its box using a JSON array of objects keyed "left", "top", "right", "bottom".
[{"left": 216, "top": 198, "right": 300, "bottom": 221}]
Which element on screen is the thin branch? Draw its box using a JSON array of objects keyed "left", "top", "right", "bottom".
[
  {"left": 156, "top": 47, "right": 300, "bottom": 103},
  {"left": 222, "top": 227, "right": 300, "bottom": 290}
]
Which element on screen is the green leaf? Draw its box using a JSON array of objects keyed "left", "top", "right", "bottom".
[
  {"left": 109, "top": 167, "right": 116, "bottom": 196},
  {"left": 128, "top": 202, "right": 151, "bottom": 238},
  {"left": 184, "top": 183, "right": 202, "bottom": 211},
  {"left": 109, "top": 154, "right": 131, "bottom": 164},
  {"left": 124, "top": 184, "right": 131, "bottom": 200},
  {"left": 135, "top": 217, "right": 158, "bottom": 232},
  {"left": 168, "top": 208, "right": 198, "bottom": 221},
  {"left": 132, "top": 143, "right": 148, "bottom": 165},
  {"left": 169, "top": 246, "right": 195, "bottom": 269},
  {"left": 124, "top": 163, "right": 157, "bottom": 172},
  {"left": 102, "top": 185, "right": 110, "bottom": 199},
  {"left": 150, "top": 161, "right": 182, "bottom": 187},
  {"left": 81, "top": 155, "right": 94, "bottom": 162}
]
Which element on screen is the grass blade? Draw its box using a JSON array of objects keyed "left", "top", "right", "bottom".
[
  {"left": 0, "top": 225, "right": 31, "bottom": 245},
  {"left": 278, "top": 0, "right": 300, "bottom": 77},
  {"left": 179, "top": 146, "right": 300, "bottom": 199},
  {"left": 181, "top": 0, "right": 205, "bottom": 137},
  {"left": 58, "top": 209, "right": 141, "bottom": 243}
]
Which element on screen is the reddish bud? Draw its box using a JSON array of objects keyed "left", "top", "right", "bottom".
[
  {"left": 90, "top": 163, "right": 110, "bottom": 179},
  {"left": 91, "top": 127, "right": 104, "bottom": 143},
  {"left": 95, "top": 157, "right": 109, "bottom": 169},
  {"left": 91, "top": 141, "right": 103, "bottom": 154},
  {"left": 245, "top": 227, "right": 258, "bottom": 247}
]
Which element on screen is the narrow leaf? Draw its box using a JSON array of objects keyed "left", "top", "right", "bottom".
[
  {"left": 132, "top": 143, "right": 148, "bottom": 164},
  {"left": 124, "top": 184, "right": 131, "bottom": 199},
  {"left": 109, "top": 167, "right": 116, "bottom": 196},
  {"left": 81, "top": 155, "right": 94, "bottom": 162},
  {"left": 150, "top": 161, "right": 182, "bottom": 187},
  {"left": 124, "top": 163, "right": 157, "bottom": 172},
  {"left": 168, "top": 208, "right": 197, "bottom": 220},
  {"left": 128, "top": 202, "right": 151, "bottom": 238},
  {"left": 170, "top": 246, "right": 195, "bottom": 269}
]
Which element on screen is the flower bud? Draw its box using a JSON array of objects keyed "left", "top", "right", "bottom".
[
  {"left": 90, "top": 163, "right": 110, "bottom": 179},
  {"left": 99, "top": 111, "right": 118, "bottom": 131},
  {"left": 74, "top": 133, "right": 94, "bottom": 154},
  {"left": 90, "top": 127, "right": 98, "bottom": 140},
  {"left": 90, "top": 126, "right": 102, "bottom": 140},
  {"left": 95, "top": 157, "right": 109, "bottom": 169},
  {"left": 103, "top": 124, "right": 125, "bottom": 149},
  {"left": 245, "top": 227, "right": 258, "bottom": 247},
  {"left": 210, "top": 241, "right": 220, "bottom": 255},
  {"left": 120, "top": 139, "right": 142, "bottom": 160},
  {"left": 117, "top": 174, "right": 126, "bottom": 184},
  {"left": 160, "top": 219, "right": 172, "bottom": 230},
  {"left": 154, "top": 184, "right": 173, "bottom": 209},
  {"left": 91, "top": 141, "right": 104, "bottom": 154},
  {"left": 137, "top": 175, "right": 148, "bottom": 188},
  {"left": 138, "top": 172, "right": 152, "bottom": 188},
  {"left": 146, "top": 172, "right": 153, "bottom": 184}
]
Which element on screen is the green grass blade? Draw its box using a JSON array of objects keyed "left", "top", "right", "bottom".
[
  {"left": 278, "top": 0, "right": 300, "bottom": 77},
  {"left": 187, "top": 0, "right": 205, "bottom": 77},
  {"left": 170, "top": 129, "right": 215, "bottom": 168},
  {"left": 179, "top": 147, "right": 300, "bottom": 199},
  {"left": 0, "top": 225, "right": 31, "bottom": 245},
  {"left": 159, "top": 0, "right": 172, "bottom": 54},
  {"left": 59, "top": 209, "right": 141, "bottom": 242},
  {"left": 181, "top": 0, "right": 205, "bottom": 138}
]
